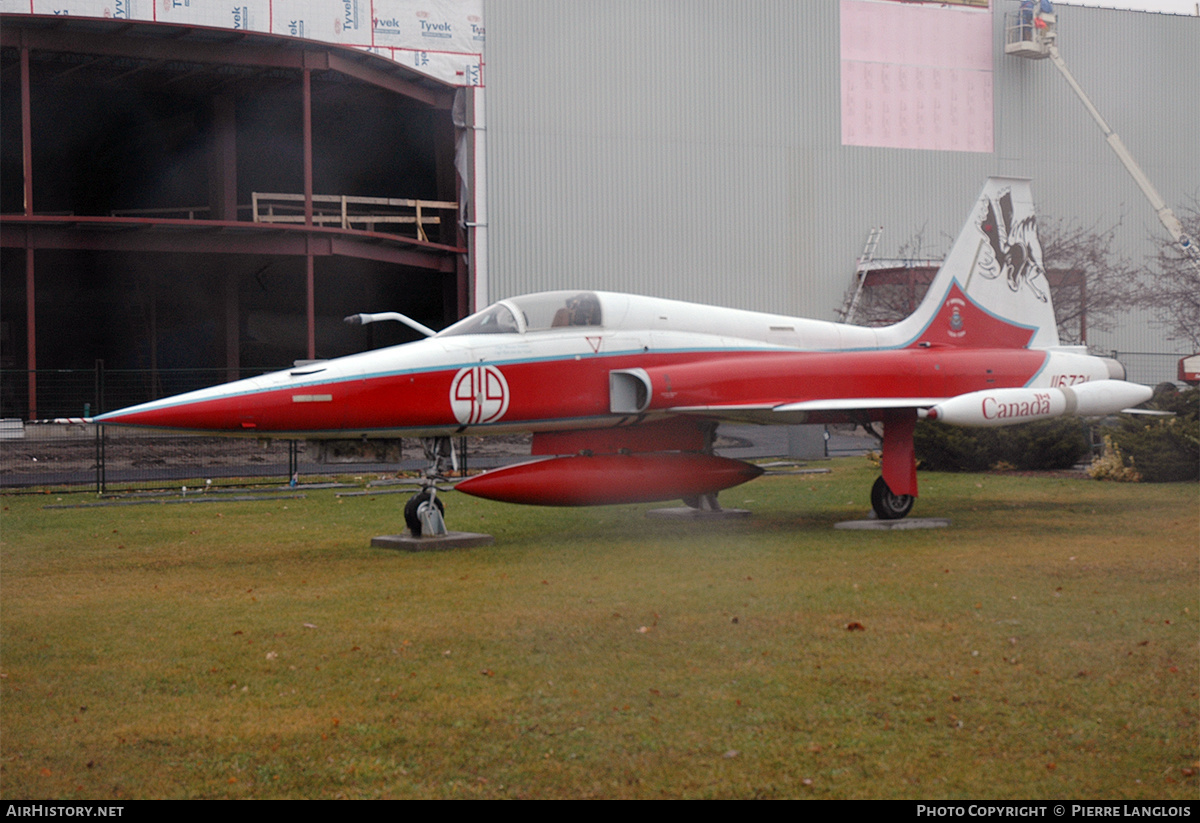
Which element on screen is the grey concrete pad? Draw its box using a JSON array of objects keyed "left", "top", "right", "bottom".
[
  {"left": 645, "top": 506, "right": 753, "bottom": 520},
  {"left": 834, "top": 518, "right": 950, "bottom": 530},
  {"left": 371, "top": 532, "right": 495, "bottom": 551}
]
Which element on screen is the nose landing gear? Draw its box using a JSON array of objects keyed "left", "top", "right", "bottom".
[
  {"left": 370, "top": 436, "right": 495, "bottom": 551},
  {"left": 404, "top": 487, "right": 447, "bottom": 537},
  {"left": 404, "top": 437, "right": 456, "bottom": 537}
]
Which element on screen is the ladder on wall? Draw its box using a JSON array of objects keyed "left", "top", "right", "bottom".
[{"left": 844, "top": 226, "right": 883, "bottom": 325}]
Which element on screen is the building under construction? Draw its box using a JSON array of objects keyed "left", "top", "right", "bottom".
[{"left": 1, "top": 8, "right": 483, "bottom": 419}]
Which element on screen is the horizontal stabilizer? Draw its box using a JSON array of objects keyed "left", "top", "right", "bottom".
[{"left": 1119, "top": 408, "right": 1174, "bottom": 417}]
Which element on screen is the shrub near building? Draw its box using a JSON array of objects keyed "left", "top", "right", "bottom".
[
  {"left": 914, "top": 418, "right": 1090, "bottom": 473},
  {"left": 1099, "top": 386, "right": 1199, "bottom": 483}
]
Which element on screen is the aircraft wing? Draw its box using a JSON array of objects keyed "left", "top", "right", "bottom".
[
  {"left": 770, "top": 398, "right": 946, "bottom": 413},
  {"left": 666, "top": 397, "right": 946, "bottom": 425},
  {"left": 669, "top": 380, "right": 1153, "bottom": 427}
]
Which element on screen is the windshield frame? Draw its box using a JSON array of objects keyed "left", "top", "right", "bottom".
[
  {"left": 436, "top": 291, "right": 605, "bottom": 338},
  {"left": 434, "top": 301, "right": 523, "bottom": 337}
]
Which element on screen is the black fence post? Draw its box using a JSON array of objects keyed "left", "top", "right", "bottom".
[
  {"left": 95, "top": 424, "right": 106, "bottom": 494},
  {"left": 94, "top": 359, "right": 106, "bottom": 494},
  {"left": 95, "top": 359, "right": 105, "bottom": 415}
]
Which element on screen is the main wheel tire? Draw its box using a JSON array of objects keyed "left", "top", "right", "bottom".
[
  {"left": 870, "top": 476, "right": 914, "bottom": 520},
  {"left": 404, "top": 489, "right": 445, "bottom": 537}
]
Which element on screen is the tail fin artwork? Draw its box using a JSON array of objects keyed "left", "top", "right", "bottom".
[
  {"left": 888, "top": 177, "right": 1060, "bottom": 350},
  {"left": 841, "top": 178, "right": 1145, "bottom": 517}
]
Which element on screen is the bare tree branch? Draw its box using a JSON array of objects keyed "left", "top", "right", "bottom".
[
  {"left": 1037, "top": 216, "right": 1141, "bottom": 345},
  {"left": 1143, "top": 197, "right": 1200, "bottom": 351},
  {"left": 838, "top": 215, "right": 1146, "bottom": 346}
]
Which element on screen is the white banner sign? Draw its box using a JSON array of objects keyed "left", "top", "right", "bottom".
[{"left": 2, "top": 0, "right": 483, "bottom": 86}]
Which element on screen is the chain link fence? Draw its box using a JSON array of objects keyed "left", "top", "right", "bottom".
[
  {"left": 1, "top": 423, "right": 306, "bottom": 492},
  {"left": 1110, "top": 351, "right": 1189, "bottom": 389},
  {"left": 0, "top": 365, "right": 421, "bottom": 493}
]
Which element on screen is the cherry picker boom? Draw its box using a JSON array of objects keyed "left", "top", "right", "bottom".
[{"left": 1004, "top": 8, "right": 1199, "bottom": 275}]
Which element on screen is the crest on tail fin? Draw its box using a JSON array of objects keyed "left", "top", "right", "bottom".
[
  {"left": 889, "top": 178, "right": 1061, "bottom": 350},
  {"left": 978, "top": 187, "right": 1050, "bottom": 303}
]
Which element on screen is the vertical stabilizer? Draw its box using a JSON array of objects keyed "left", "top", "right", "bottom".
[{"left": 887, "top": 178, "right": 1060, "bottom": 350}]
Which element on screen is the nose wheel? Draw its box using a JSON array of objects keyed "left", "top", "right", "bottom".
[
  {"left": 404, "top": 488, "right": 446, "bottom": 537},
  {"left": 400, "top": 436, "right": 457, "bottom": 538},
  {"left": 871, "top": 476, "right": 914, "bottom": 520},
  {"left": 372, "top": 436, "right": 493, "bottom": 549}
]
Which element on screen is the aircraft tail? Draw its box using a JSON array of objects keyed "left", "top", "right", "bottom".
[{"left": 887, "top": 177, "right": 1060, "bottom": 350}]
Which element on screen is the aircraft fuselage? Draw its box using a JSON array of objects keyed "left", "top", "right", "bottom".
[{"left": 100, "top": 318, "right": 1112, "bottom": 439}]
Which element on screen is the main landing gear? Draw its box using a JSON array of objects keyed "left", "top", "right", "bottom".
[
  {"left": 870, "top": 476, "right": 914, "bottom": 520},
  {"left": 867, "top": 409, "right": 918, "bottom": 521}
]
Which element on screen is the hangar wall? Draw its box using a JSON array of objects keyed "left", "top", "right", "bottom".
[{"left": 482, "top": 1, "right": 1199, "bottom": 382}]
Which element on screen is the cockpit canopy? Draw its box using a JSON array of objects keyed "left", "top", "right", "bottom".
[{"left": 437, "top": 291, "right": 603, "bottom": 337}]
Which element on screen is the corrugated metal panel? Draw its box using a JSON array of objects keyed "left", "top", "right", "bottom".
[
  {"left": 483, "top": 1, "right": 1198, "bottom": 382},
  {"left": 993, "top": 5, "right": 1200, "bottom": 372}
]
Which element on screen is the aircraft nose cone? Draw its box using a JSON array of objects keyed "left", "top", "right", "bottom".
[{"left": 94, "top": 376, "right": 269, "bottom": 432}]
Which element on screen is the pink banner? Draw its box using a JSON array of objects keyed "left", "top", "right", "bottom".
[{"left": 841, "top": 0, "right": 994, "bottom": 153}]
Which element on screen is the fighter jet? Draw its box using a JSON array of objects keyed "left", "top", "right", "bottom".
[{"left": 96, "top": 178, "right": 1151, "bottom": 531}]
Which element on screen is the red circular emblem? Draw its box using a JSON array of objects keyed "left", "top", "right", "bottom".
[{"left": 450, "top": 366, "right": 510, "bottom": 425}]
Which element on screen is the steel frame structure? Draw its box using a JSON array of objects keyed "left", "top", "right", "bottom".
[{"left": 0, "top": 14, "right": 467, "bottom": 419}]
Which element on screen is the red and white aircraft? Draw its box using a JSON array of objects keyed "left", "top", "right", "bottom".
[{"left": 96, "top": 178, "right": 1151, "bottom": 528}]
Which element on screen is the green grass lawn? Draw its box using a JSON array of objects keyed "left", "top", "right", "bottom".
[{"left": 1, "top": 460, "right": 1196, "bottom": 799}]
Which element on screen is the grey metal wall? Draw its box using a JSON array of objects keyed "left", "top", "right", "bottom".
[{"left": 483, "top": 1, "right": 1199, "bottom": 380}]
